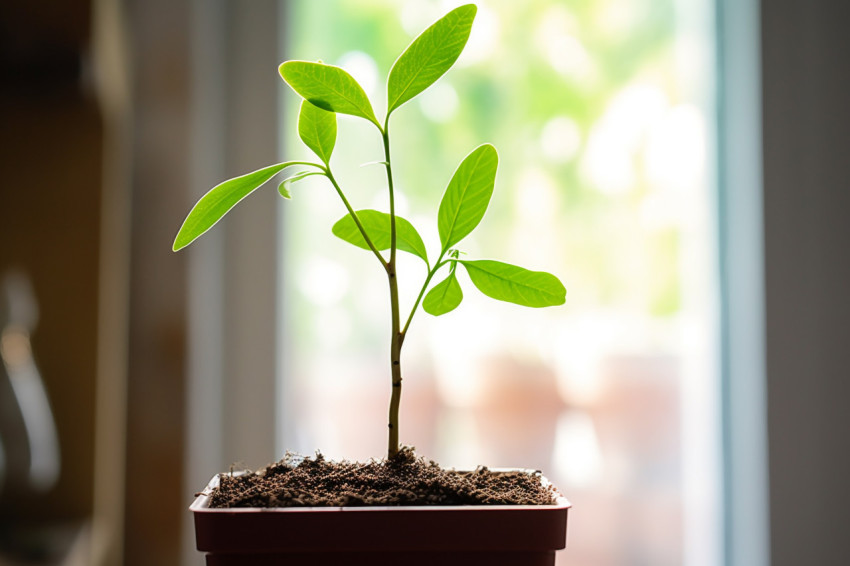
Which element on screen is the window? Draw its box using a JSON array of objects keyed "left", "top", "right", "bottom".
[{"left": 278, "top": 1, "right": 720, "bottom": 563}]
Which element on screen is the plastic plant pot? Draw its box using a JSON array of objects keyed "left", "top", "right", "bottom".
[{"left": 190, "top": 473, "right": 571, "bottom": 566}]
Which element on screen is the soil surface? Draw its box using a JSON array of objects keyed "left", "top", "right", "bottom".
[{"left": 209, "top": 448, "right": 558, "bottom": 508}]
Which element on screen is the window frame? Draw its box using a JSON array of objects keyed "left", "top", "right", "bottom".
[{"left": 716, "top": 0, "right": 771, "bottom": 564}]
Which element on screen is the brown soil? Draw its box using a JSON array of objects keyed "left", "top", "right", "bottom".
[{"left": 209, "top": 447, "right": 558, "bottom": 508}]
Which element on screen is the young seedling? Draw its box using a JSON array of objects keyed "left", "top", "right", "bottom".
[{"left": 173, "top": 4, "right": 566, "bottom": 460}]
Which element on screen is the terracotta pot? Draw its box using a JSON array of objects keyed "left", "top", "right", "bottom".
[{"left": 191, "top": 473, "right": 571, "bottom": 565}]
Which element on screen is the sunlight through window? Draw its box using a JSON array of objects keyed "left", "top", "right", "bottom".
[{"left": 279, "top": 1, "right": 719, "bottom": 564}]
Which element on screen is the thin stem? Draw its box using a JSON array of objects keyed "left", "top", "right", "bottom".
[
  {"left": 401, "top": 256, "right": 450, "bottom": 337},
  {"left": 324, "top": 168, "right": 386, "bottom": 266},
  {"left": 382, "top": 129, "right": 397, "bottom": 266},
  {"left": 382, "top": 119, "right": 403, "bottom": 460}
]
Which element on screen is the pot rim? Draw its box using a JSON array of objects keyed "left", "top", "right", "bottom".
[{"left": 190, "top": 469, "right": 571, "bottom": 513}]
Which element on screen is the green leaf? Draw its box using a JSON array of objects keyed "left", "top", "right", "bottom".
[
  {"left": 437, "top": 144, "right": 498, "bottom": 250},
  {"left": 280, "top": 61, "right": 380, "bottom": 128},
  {"left": 387, "top": 4, "right": 476, "bottom": 114},
  {"left": 278, "top": 171, "right": 325, "bottom": 198},
  {"left": 173, "top": 162, "right": 304, "bottom": 251},
  {"left": 298, "top": 100, "right": 336, "bottom": 164},
  {"left": 460, "top": 259, "right": 566, "bottom": 307},
  {"left": 423, "top": 270, "right": 463, "bottom": 316},
  {"left": 332, "top": 209, "right": 429, "bottom": 265}
]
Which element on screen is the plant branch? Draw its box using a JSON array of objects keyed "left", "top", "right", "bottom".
[
  {"left": 400, "top": 256, "right": 450, "bottom": 337},
  {"left": 324, "top": 168, "right": 387, "bottom": 266}
]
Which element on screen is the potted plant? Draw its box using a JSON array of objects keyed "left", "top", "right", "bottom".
[{"left": 175, "top": 4, "right": 570, "bottom": 564}]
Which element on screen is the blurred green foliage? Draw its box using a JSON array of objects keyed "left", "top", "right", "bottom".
[{"left": 286, "top": 0, "right": 683, "bottom": 326}]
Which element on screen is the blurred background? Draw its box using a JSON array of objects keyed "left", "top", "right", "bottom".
[{"left": 0, "top": 1, "right": 847, "bottom": 565}]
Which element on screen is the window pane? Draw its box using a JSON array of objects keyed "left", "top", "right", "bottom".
[{"left": 279, "top": 1, "right": 719, "bottom": 564}]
